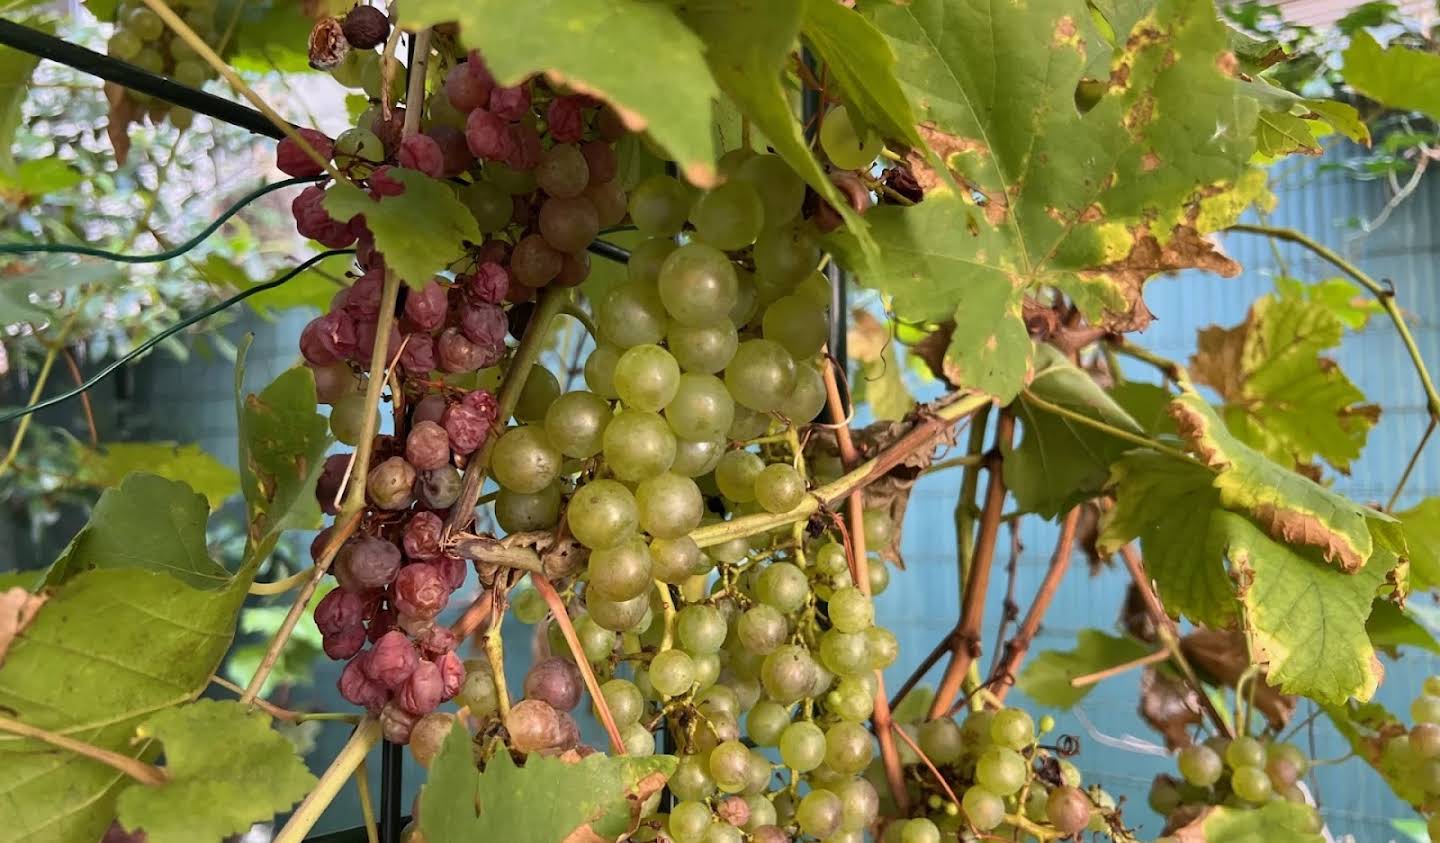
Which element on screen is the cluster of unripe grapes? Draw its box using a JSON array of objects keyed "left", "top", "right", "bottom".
[
  {"left": 880, "top": 708, "right": 1117, "bottom": 841},
  {"left": 104, "top": 0, "right": 219, "bottom": 128},
  {"left": 1150, "top": 732, "right": 1320, "bottom": 837},
  {"left": 1361, "top": 676, "right": 1440, "bottom": 840}
]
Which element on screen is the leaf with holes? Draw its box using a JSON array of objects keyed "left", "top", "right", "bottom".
[
  {"left": 1005, "top": 344, "right": 1146, "bottom": 518},
  {"left": 236, "top": 350, "right": 331, "bottom": 563},
  {"left": 401, "top": 0, "right": 719, "bottom": 185},
  {"left": 114, "top": 700, "right": 316, "bottom": 843},
  {"left": 421, "top": 725, "right": 678, "bottom": 843},
  {"left": 324, "top": 169, "right": 480, "bottom": 287},
  {"left": 0, "top": 568, "right": 248, "bottom": 841},
  {"left": 48, "top": 473, "right": 229, "bottom": 590},
  {"left": 1367, "top": 599, "right": 1440, "bottom": 658},
  {"left": 832, "top": 0, "right": 1259, "bottom": 400},
  {"left": 72, "top": 442, "right": 238, "bottom": 510},
  {"left": 1016, "top": 629, "right": 1150, "bottom": 709},
  {"left": 1191, "top": 291, "right": 1378, "bottom": 473}
]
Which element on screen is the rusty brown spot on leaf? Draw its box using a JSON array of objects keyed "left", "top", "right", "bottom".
[
  {"left": 908, "top": 123, "right": 989, "bottom": 193},
  {"left": 1191, "top": 322, "right": 1246, "bottom": 401},
  {"left": 0, "top": 587, "right": 47, "bottom": 668},
  {"left": 1141, "top": 152, "right": 1162, "bottom": 172},
  {"left": 1081, "top": 226, "right": 1240, "bottom": 334},
  {"left": 1053, "top": 15, "right": 1079, "bottom": 45},
  {"left": 1215, "top": 51, "right": 1240, "bottom": 77}
]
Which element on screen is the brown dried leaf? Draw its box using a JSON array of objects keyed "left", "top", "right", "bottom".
[
  {"left": 1191, "top": 321, "right": 1247, "bottom": 401},
  {"left": 1138, "top": 666, "right": 1202, "bottom": 749},
  {"left": 1079, "top": 226, "right": 1241, "bottom": 333},
  {"left": 103, "top": 82, "right": 134, "bottom": 165},
  {"left": 1181, "top": 628, "right": 1296, "bottom": 730},
  {"left": 0, "top": 586, "right": 47, "bottom": 667}
]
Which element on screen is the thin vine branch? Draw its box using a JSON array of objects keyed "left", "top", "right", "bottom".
[
  {"left": 1386, "top": 416, "right": 1435, "bottom": 511},
  {"left": 821, "top": 353, "right": 909, "bottom": 814},
  {"left": 989, "top": 507, "right": 1081, "bottom": 703},
  {"left": 1227, "top": 223, "right": 1440, "bottom": 420},
  {"left": 274, "top": 718, "right": 383, "bottom": 843},
  {"left": 0, "top": 714, "right": 167, "bottom": 786},
  {"left": 0, "top": 177, "right": 322, "bottom": 262},
  {"left": 1068, "top": 649, "right": 1169, "bottom": 688},
  {"left": 1020, "top": 389, "right": 1196, "bottom": 464},
  {"left": 0, "top": 250, "right": 354, "bottom": 425},
  {"left": 929, "top": 411, "right": 1014, "bottom": 720}
]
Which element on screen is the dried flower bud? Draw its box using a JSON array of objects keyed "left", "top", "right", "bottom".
[{"left": 308, "top": 17, "right": 350, "bottom": 71}]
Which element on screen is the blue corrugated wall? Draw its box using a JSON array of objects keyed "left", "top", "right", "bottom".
[{"left": 879, "top": 144, "right": 1440, "bottom": 842}]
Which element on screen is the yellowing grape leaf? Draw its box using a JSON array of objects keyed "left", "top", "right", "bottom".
[
  {"left": 0, "top": 569, "right": 249, "bottom": 842},
  {"left": 324, "top": 168, "right": 480, "bottom": 288},
  {"left": 1366, "top": 599, "right": 1440, "bottom": 658},
  {"left": 236, "top": 353, "right": 330, "bottom": 564},
  {"left": 48, "top": 473, "right": 229, "bottom": 590},
  {"left": 1227, "top": 511, "right": 1391, "bottom": 703},
  {"left": 72, "top": 442, "right": 238, "bottom": 510},
  {"left": 1190, "top": 292, "right": 1378, "bottom": 473},
  {"left": 1175, "top": 801, "right": 1325, "bottom": 843},
  {"left": 115, "top": 700, "right": 316, "bottom": 843},
  {"left": 1323, "top": 699, "right": 1426, "bottom": 810},
  {"left": 1099, "top": 451, "right": 1239, "bottom": 627},
  {"left": 1015, "top": 629, "right": 1150, "bottom": 709},
  {"left": 420, "top": 725, "right": 678, "bottom": 843},
  {"left": 833, "top": 0, "right": 1259, "bottom": 401},
  {"left": 401, "top": 0, "right": 719, "bottom": 186},
  {"left": 1343, "top": 31, "right": 1440, "bottom": 121},
  {"left": 1171, "top": 393, "right": 1385, "bottom": 572},
  {"left": 1004, "top": 344, "right": 1146, "bottom": 518},
  {"left": 1398, "top": 498, "right": 1440, "bottom": 590},
  {"left": 671, "top": 0, "right": 878, "bottom": 262},
  {"left": 1101, "top": 449, "right": 1395, "bottom": 703}
]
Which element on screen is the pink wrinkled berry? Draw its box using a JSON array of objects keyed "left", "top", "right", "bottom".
[
  {"left": 323, "top": 624, "right": 366, "bottom": 659},
  {"left": 380, "top": 699, "right": 417, "bottom": 743},
  {"left": 460, "top": 301, "right": 506, "bottom": 348},
  {"left": 466, "top": 261, "right": 510, "bottom": 304},
  {"left": 436, "top": 650, "right": 465, "bottom": 699},
  {"left": 505, "top": 122, "right": 543, "bottom": 170},
  {"left": 464, "top": 108, "right": 515, "bottom": 161},
  {"left": 399, "top": 134, "right": 445, "bottom": 178},
  {"left": 276, "top": 128, "right": 334, "bottom": 177},
  {"left": 399, "top": 659, "right": 444, "bottom": 714},
  {"left": 315, "top": 588, "right": 366, "bottom": 636},
  {"left": 393, "top": 562, "right": 449, "bottom": 620},
  {"left": 366, "top": 630, "right": 420, "bottom": 689},
  {"left": 402, "top": 510, "right": 445, "bottom": 558},
  {"left": 399, "top": 333, "right": 437, "bottom": 375},
  {"left": 488, "top": 84, "right": 531, "bottom": 121},
  {"left": 547, "top": 96, "right": 586, "bottom": 144},
  {"left": 445, "top": 62, "right": 492, "bottom": 112},
  {"left": 340, "top": 652, "right": 388, "bottom": 709},
  {"left": 442, "top": 403, "right": 491, "bottom": 455}
]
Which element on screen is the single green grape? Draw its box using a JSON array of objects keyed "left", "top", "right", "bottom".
[
  {"left": 1176, "top": 744, "right": 1223, "bottom": 787},
  {"left": 665, "top": 373, "right": 736, "bottom": 441},
  {"left": 583, "top": 343, "right": 623, "bottom": 399},
  {"left": 635, "top": 472, "right": 704, "bottom": 539},
  {"left": 599, "top": 678, "right": 645, "bottom": 726},
  {"left": 650, "top": 648, "right": 697, "bottom": 697},
  {"left": 762, "top": 293, "right": 828, "bottom": 360},
  {"left": 668, "top": 799, "right": 713, "bottom": 842},
  {"left": 761, "top": 644, "right": 818, "bottom": 704},
  {"left": 795, "top": 788, "right": 844, "bottom": 839},
  {"left": 824, "top": 721, "right": 874, "bottom": 774},
  {"left": 780, "top": 361, "right": 828, "bottom": 423},
  {"left": 1226, "top": 736, "right": 1266, "bottom": 769},
  {"left": 975, "top": 747, "right": 1028, "bottom": 795},
  {"left": 755, "top": 562, "right": 810, "bottom": 613},
  {"left": 819, "top": 105, "right": 883, "bottom": 170},
  {"left": 709, "top": 739, "right": 753, "bottom": 793},
  {"left": 597, "top": 283, "right": 668, "bottom": 349},
  {"left": 900, "top": 818, "right": 941, "bottom": 843},
  {"left": 495, "top": 482, "right": 562, "bottom": 533},
  {"left": 754, "top": 224, "right": 820, "bottom": 290},
  {"left": 627, "top": 236, "right": 679, "bottom": 286},
  {"left": 735, "top": 153, "right": 805, "bottom": 226},
  {"left": 990, "top": 708, "right": 1035, "bottom": 750},
  {"left": 748, "top": 700, "right": 793, "bottom": 747},
  {"left": 715, "top": 449, "right": 765, "bottom": 503},
  {"left": 514, "top": 366, "right": 560, "bottom": 423},
  {"left": 668, "top": 320, "right": 739, "bottom": 374},
  {"left": 1231, "top": 764, "right": 1274, "bottom": 802},
  {"left": 724, "top": 339, "right": 797, "bottom": 412},
  {"left": 652, "top": 535, "right": 709, "bottom": 583},
  {"left": 828, "top": 587, "right": 874, "bottom": 633},
  {"left": 615, "top": 344, "right": 681, "bottom": 412},
  {"left": 565, "top": 478, "right": 639, "bottom": 550},
  {"left": 961, "top": 786, "right": 1005, "bottom": 831},
  {"left": 587, "top": 535, "right": 653, "bottom": 601},
  {"left": 918, "top": 717, "right": 964, "bottom": 764},
  {"left": 671, "top": 435, "right": 726, "bottom": 478},
  {"left": 677, "top": 603, "right": 727, "bottom": 654},
  {"left": 602, "top": 410, "right": 677, "bottom": 482},
  {"left": 754, "top": 463, "right": 806, "bottom": 514},
  {"left": 658, "top": 244, "right": 739, "bottom": 327},
  {"left": 690, "top": 181, "right": 765, "bottom": 251},
  {"left": 490, "top": 425, "right": 562, "bottom": 494},
  {"left": 629, "top": 174, "right": 691, "bottom": 236},
  {"left": 543, "top": 390, "right": 613, "bottom": 458}
]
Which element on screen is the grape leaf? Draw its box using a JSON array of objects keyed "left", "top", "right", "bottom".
[
  {"left": 1191, "top": 291, "right": 1378, "bottom": 473},
  {"left": 0, "top": 568, "right": 249, "bottom": 842},
  {"left": 196, "top": 252, "right": 350, "bottom": 316},
  {"left": 48, "top": 473, "right": 229, "bottom": 590},
  {"left": 672, "top": 0, "right": 879, "bottom": 262},
  {"left": 1273, "top": 276, "right": 1378, "bottom": 331},
  {"left": 1004, "top": 344, "right": 1146, "bottom": 518},
  {"left": 838, "top": 0, "right": 1258, "bottom": 400},
  {"left": 800, "top": 0, "right": 921, "bottom": 147},
  {"left": 1099, "top": 452, "right": 1238, "bottom": 627},
  {"left": 1255, "top": 110, "right": 1320, "bottom": 157},
  {"left": 1397, "top": 498, "right": 1440, "bottom": 590},
  {"left": 1226, "top": 511, "right": 1391, "bottom": 704},
  {"left": 421, "top": 726, "right": 678, "bottom": 843},
  {"left": 1366, "top": 599, "right": 1440, "bottom": 657},
  {"left": 401, "top": 0, "right": 719, "bottom": 186},
  {"left": 115, "top": 700, "right": 316, "bottom": 843},
  {"left": 1322, "top": 699, "right": 1425, "bottom": 810},
  {"left": 0, "top": 158, "right": 82, "bottom": 198},
  {"left": 1015, "top": 629, "right": 1150, "bottom": 708},
  {"left": 1171, "top": 393, "right": 1384, "bottom": 572},
  {"left": 1109, "top": 381, "right": 1177, "bottom": 437},
  {"left": 323, "top": 169, "right": 480, "bottom": 288},
  {"left": 0, "top": 257, "right": 124, "bottom": 325},
  {"left": 1343, "top": 31, "right": 1440, "bottom": 121},
  {"left": 72, "top": 442, "right": 239, "bottom": 510},
  {"left": 235, "top": 352, "right": 330, "bottom": 563},
  {"left": 1176, "top": 801, "right": 1325, "bottom": 843}
]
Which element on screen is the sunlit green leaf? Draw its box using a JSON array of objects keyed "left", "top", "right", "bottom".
[
  {"left": 324, "top": 168, "right": 480, "bottom": 287},
  {"left": 72, "top": 442, "right": 238, "bottom": 510},
  {"left": 1016, "top": 630, "right": 1150, "bottom": 709},
  {"left": 1343, "top": 31, "right": 1440, "bottom": 121}
]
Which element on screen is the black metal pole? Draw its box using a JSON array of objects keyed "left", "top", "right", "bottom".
[
  {"left": 801, "top": 49, "right": 850, "bottom": 416},
  {"left": 0, "top": 18, "right": 284, "bottom": 139},
  {"left": 379, "top": 740, "right": 403, "bottom": 842}
]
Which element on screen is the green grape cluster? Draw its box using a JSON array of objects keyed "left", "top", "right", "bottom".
[
  {"left": 1147, "top": 731, "right": 1323, "bottom": 838},
  {"left": 106, "top": 0, "right": 220, "bottom": 129},
  {"left": 879, "top": 708, "right": 1120, "bottom": 840}
]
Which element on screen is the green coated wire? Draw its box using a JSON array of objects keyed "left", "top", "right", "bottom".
[
  {"left": 0, "top": 249, "right": 354, "bottom": 425},
  {"left": 0, "top": 176, "right": 324, "bottom": 263}
]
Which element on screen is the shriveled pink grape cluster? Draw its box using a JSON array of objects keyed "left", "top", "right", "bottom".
[{"left": 281, "top": 45, "right": 633, "bottom": 743}]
